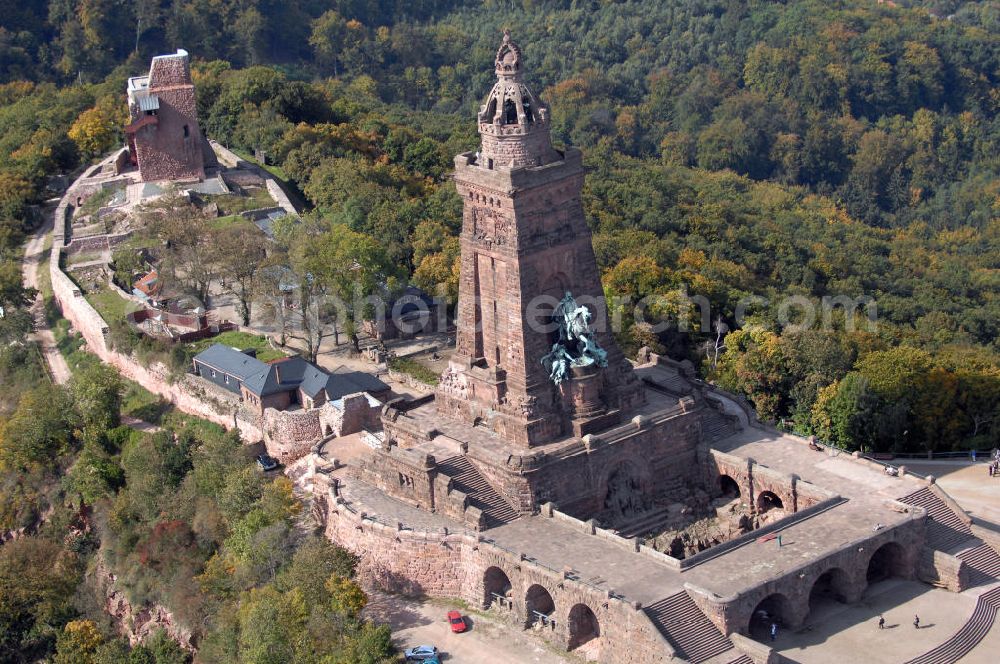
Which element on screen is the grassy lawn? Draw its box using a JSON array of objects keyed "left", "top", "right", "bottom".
[
  {"left": 186, "top": 330, "right": 286, "bottom": 362},
  {"left": 52, "top": 318, "right": 101, "bottom": 374},
  {"left": 204, "top": 188, "right": 276, "bottom": 215},
  {"left": 232, "top": 148, "right": 290, "bottom": 182},
  {"left": 83, "top": 283, "right": 141, "bottom": 322},
  {"left": 122, "top": 380, "right": 171, "bottom": 424},
  {"left": 208, "top": 214, "right": 249, "bottom": 230},
  {"left": 77, "top": 187, "right": 114, "bottom": 217},
  {"left": 388, "top": 356, "right": 439, "bottom": 385}
]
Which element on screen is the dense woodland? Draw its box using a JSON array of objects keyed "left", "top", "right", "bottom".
[{"left": 0, "top": 1, "right": 998, "bottom": 660}]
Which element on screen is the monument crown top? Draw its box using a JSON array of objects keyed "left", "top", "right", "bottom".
[
  {"left": 477, "top": 31, "right": 557, "bottom": 169},
  {"left": 495, "top": 30, "right": 523, "bottom": 80}
]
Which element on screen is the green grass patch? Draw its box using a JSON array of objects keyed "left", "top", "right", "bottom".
[
  {"left": 388, "top": 356, "right": 439, "bottom": 385},
  {"left": 186, "top": 330, "right": 286, "bottom": 363},
  {"left": 77, "top": 187, "right": 114, "bottom": 217},
  {"left": 52, "top": 318, "right": 101, "bottom": 374},
  {"left": 83, "top": 284, "right": 140, "bottom": 323},
  {"left": 161, "top": 410, "right": 228, "bottom": 440},
  {"left": 202, "top": 188, "right": 276, "bottom": 215},
  {"left": 122, "top": 380, "right": 170, "bottom": 425},
  {"left": 207, "top": 214, "right": 249, "bottom": 230},
  {"left": 232, "top": 149, "right": 290, "bottom": 182}
]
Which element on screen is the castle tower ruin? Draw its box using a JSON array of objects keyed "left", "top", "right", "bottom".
[{"left": 125, "top": 49, "right": 216, "bottom": 182}]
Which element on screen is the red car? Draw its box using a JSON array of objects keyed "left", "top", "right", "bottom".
[{"left": 447, "top": 610, "right": 467, "bottom": 633}]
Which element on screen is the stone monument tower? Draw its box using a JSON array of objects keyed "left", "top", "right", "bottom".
[{"left": 437, "top": 32, "right": 643, "bottom": 447}]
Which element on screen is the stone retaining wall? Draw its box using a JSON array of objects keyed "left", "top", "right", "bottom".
[
  {"left": 320, "top": 488, "right": 681, "bottom": 664},
  {"left": 51, "top": 198, "right": 234, "bottom": 430}
]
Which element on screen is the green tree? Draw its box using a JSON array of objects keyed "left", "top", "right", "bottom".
[{"left": 70, "top": 363, "right": 123, "bottom": 434}]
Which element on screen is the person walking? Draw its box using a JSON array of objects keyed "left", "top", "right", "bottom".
[
  {"left": 770, "top": 622, "right": 778, "bottom": 641},
  {"left": 913, "top": 615, "right": 920, "bottom": 629},
  {"left": 878, "top": 615, "right": 885, "bottom": 630}
]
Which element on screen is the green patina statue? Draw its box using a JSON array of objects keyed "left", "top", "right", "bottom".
[{"left": 541, "top": 292, "right": 608, "bottom": 384}]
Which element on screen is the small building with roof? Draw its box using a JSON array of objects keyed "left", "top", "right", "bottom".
[{"left": 191, "top": 343, "right": 391, "bottom": 460}]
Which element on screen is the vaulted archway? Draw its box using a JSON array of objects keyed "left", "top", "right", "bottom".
[
  {"left": 525, "top": 584, "right": 556, "bottom": 627},
  {"left": 719, "top": 474, "right": 741, "bottom": 498},
  {"left": 748, "top": 593, "right": 793, "bottom": 638},
  {"left": 756, "top": 490, "right": 783, "bottom": 513},
  {"left": 567, "top": 603, "right": 600, "bottom": 650},
  {"left": 483, "top": 566, "right": 513, "bottom": 610},
  {"left": 866, "top": 541, "right": 907, "bottom": 585}
]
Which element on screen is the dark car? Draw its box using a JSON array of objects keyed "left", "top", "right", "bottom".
[
  {"left": 256, "top": 453, "right": 279, "bottom": 471},
  {"left": 404, "top": 645, "right": 439, "bottom": 661}
]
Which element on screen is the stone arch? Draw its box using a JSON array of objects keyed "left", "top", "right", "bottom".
[
  {"left": 748, "top": 593, "right": 793, "bottom": 637},
  {"left": 567, "top": 603, "right": 600, "bottom": 650},
  {"left": 809, "top": 567, "right": 853, "bottom": 608},
  {"left": 866, "top": 541, "right": 907, "bottom": 584},
  {"left": 719, "top": 474, "right": 741, "bottom": 498},
  {"left": 525, "top": 584, "right": 556, "bottom": 627},
  {"left": 756, "top": 490, "right": 783, "bottom": 513},
  {"left": 601, "top": 460, "right": 650, "bottom": 520},
  {"left": 483, "top": 566, "right": 513, "bottom": 610}
]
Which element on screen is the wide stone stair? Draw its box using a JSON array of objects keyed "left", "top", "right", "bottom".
[
  {"left": 437, "top": 455, "right": 520, "bottom": 528},
  {"left": 957, "top": 543, "right": 1000, "bottom": 586},
  {"left": 899, "top": 487, "right": 973, "bottom": 552},
  {"left": 903, "top": 586, "right": 1000, "bottom": 664},
  {"left": 701, "top": 408, "right": 736, "bottom": 443},
  {"left": 613, "top": 506, "right": 675, "bottom": 539},
  {"left": 644, "top": 591, "right": 738, "bottom": 663}
]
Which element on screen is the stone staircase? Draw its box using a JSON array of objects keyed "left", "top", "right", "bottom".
[
  {"left": 644, "top": 591, "right": 738, "bottom": 663},
  {"left": 899, "top": 487, "right": 973, "bottom": 552},
  {"left": 957, "top": 543, "right": 1000, "bottom": 586},
  {"left": 615, "top": 506, "right": 673, "bottom": 539},
  {"left": 903, "top": 586, "right": 1000, "bottom": 664},
  {"left": 437, "top": 455, "right": 520, "bottom": 528},
  {"left": 701, "top": 408, "right": 736, "bottom": 443}
]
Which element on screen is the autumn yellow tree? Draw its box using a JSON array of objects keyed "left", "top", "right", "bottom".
[{"left": 68, "top": 96, "right": 127, "bottom": 158}]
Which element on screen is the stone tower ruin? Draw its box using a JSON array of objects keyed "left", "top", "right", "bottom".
[{"left": 125, "top": 49, "right": 216, "bottom": 182}]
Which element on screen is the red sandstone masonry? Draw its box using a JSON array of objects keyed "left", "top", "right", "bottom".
[{"left": 320, "top": 488, "right": 680, "bottom": 664}]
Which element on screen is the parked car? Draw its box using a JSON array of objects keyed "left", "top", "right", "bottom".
[
  {"left": 256, "top": 453, "right": 279, "bottom": 471},
  {"left": 404, "top": 645, "right": 439, "bottom": 661},
  {"left": 447, "top": 610, "right": 467, "bottom": 633}
]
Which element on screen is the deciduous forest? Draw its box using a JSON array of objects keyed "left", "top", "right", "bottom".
[{"left": 0, "top": 0, "right": 998, "bottom": 660}]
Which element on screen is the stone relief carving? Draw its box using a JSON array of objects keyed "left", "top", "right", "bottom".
[{"left": 472, "top": 207, "right": 510, "bottom": 247}]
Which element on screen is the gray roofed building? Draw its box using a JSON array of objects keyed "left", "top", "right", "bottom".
[
  {"left": 191, "top": 343, "right": 267, "bottom": 394},
  {"left": 192, "top": 343, "right": 390, "bottom": 412}
]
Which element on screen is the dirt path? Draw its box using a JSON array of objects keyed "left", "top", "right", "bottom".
[{"left": 22, "top": 214, "right": 71, "bottom": 385}]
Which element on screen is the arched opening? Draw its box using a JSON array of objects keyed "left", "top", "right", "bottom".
[
  {"left": 602, "top": 461, "right": 649, "bottom": 521},
  {"left": 756, "top": 491, "right": 783, "bottom": 513},
  {"left": 504, "top": 98, "right": 518, "bottom": 125},
  {"left": 324, "top": 424, "right": 333, "bottom": 437},
  {"left": 485, "top": 98, "right": 497, "bottom": 122},
  {"left": 719, "top": 475, "right": 741, "bottom": 498},
  {"left": 483, "top": 566, "right": 513, "bottom": 610},
  {"left": 567, "top": 603, "right": 600, "bottom": 650},
  {"left": 524, "top": 584, "right": 555, "bottom": 628},
  {"left": 808, "top": 568, "right": 852, "bottom": 618},
  {"left": 748, "top": 593, "right": 793, "bottom": 638},
  {"left": 866, "top": 541, "right": 907, "bottom": 585}
]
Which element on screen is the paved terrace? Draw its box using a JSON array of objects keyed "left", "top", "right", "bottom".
[{"left": 331, "top": 422, "right": 921, "bottom": 607}]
